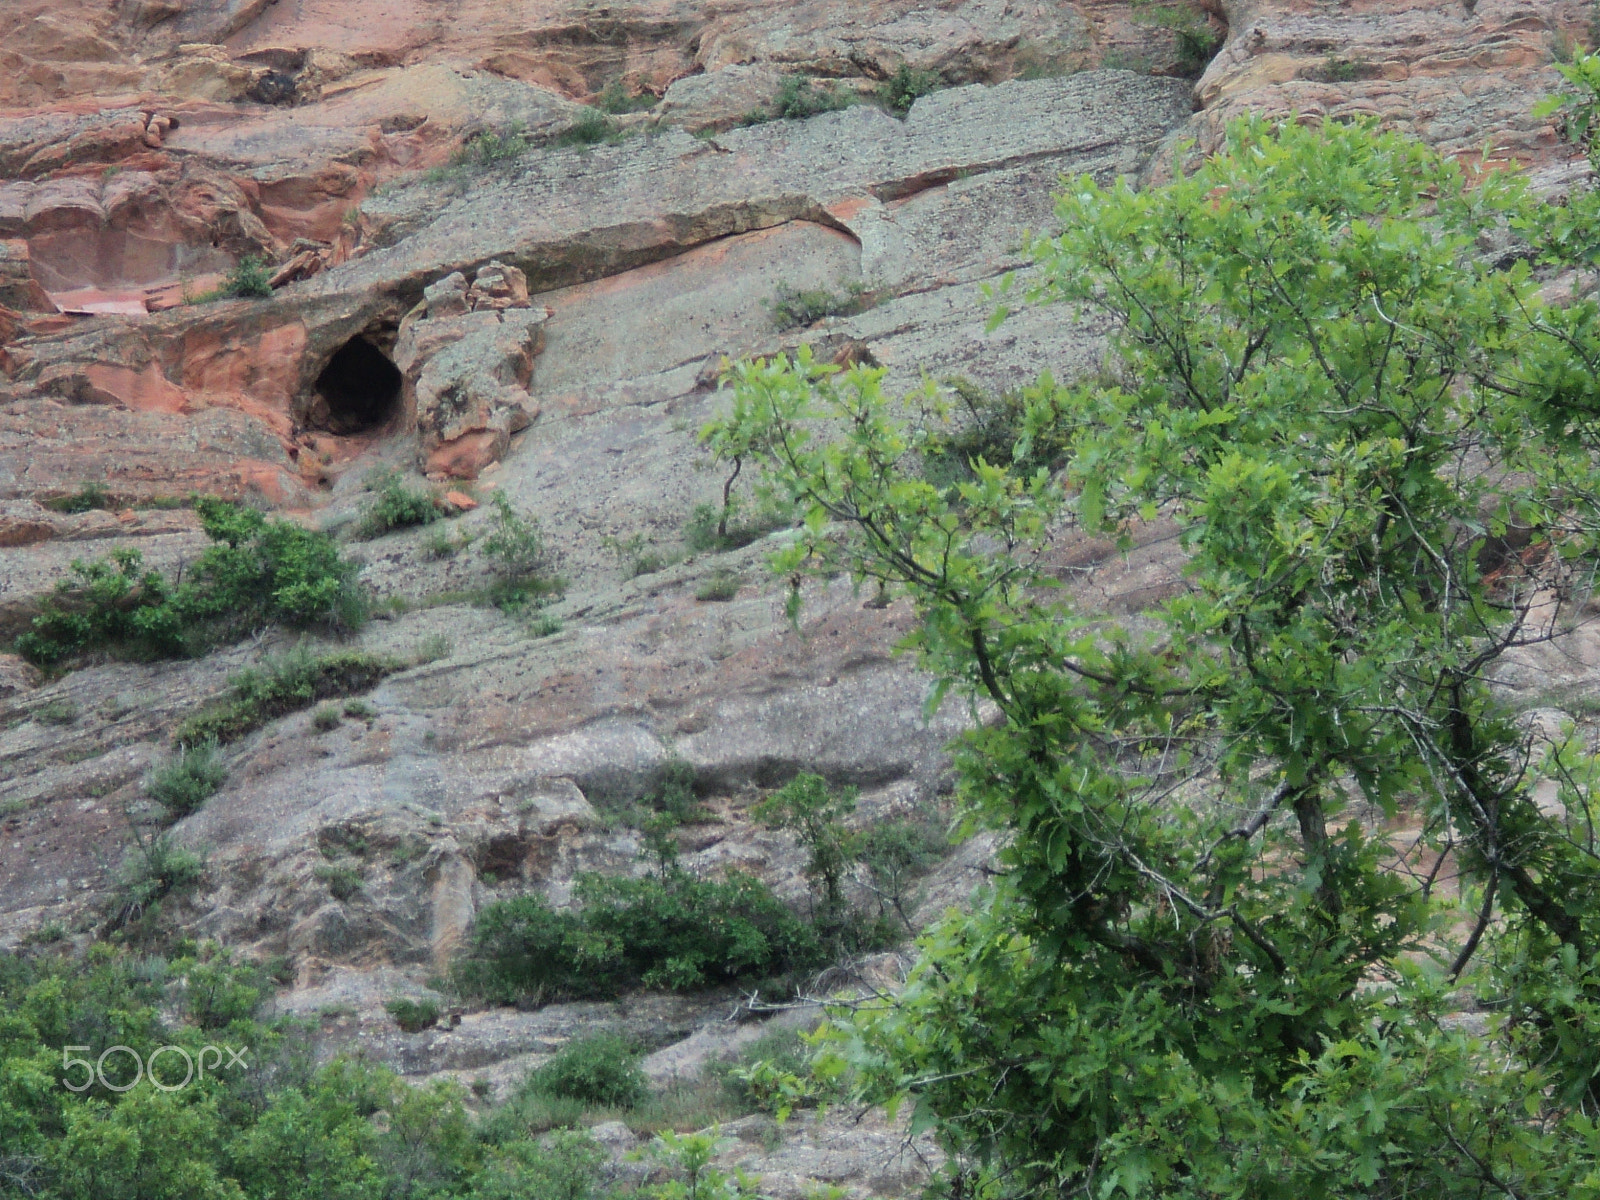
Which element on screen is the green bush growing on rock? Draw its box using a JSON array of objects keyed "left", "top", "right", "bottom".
[
  {"left": 16, "top": 497, "right": 366, "bottom": 668},
  {"left": 753, "top": 76, "right": 853, "bottom": 123},
  {"left": 113, "top": 833, "right": 205, "bottom": 928},
  {"left": 357, "top": 469, "right": 443, "bottom": 539},
  {"left": 174, "top": 645, "right": 398, "bottom": 745},
  {"left": 459, "top": 868, "right": 820, "bottom": 1004},
  {"left": 145, "top": 738, "right": 226, "bottom": 818},
  {"left": 42, "top": 482, "right": 112, "bottom": 513},
  {"left": 314, "top": 861, "right": 363, "bottom": 901},
  {"left": 385, "top": 996, "right": 441, "bottom": 1033},
  {"left": 526, "top": 1033, "right": 647, "bottom": 1108},
  {"left": 765, "top": 280, "right": 870, "bottom": 331},
  {"left": 225, "top": 255, "right": 274, "bottom": 298},
  {"left": 556, "top": 107, "right": 619, "bottom": 147},
  {"left": 874, "top": 64, "right": 941, "bottom": 116},
  {"left": 596, "top": 79, "right": 657, "bottom": 115}
]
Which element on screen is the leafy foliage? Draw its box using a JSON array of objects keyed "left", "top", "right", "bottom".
[
  {"left": 766, "top": 281, "right": 870, "bottom": 331},
  {"left": 356, "top": 471, "right": 442, "bottom": 539},
  {"left": 385, "top": 997, "right": 440, "bottom": 1033},
  {"left": 0, "top": 945, "right": 611, "bottom": 1200},
  {"left": 145, "top": 740, "right": 227, "bottom": 819},
  {"left": 458, "top": 869, "right": 821, "bottom": 1003},
  {"left": 174, "top": 645, "right": 398, "bottom": 746},
  {"left": 16, "top": 498, "right": 365, "bottom": 668},
  {"left": 225, "top": 256, "right": 274, "bottom": 299},
  {"left": 42, "top": 483, "right": 112, "bottom": 514},
  {"left": 707, "top": 113, "right": 1600, "bottom": 1194},
  {"left": 526, "top": 1034, "right": 647, "bottom": 1108},
  {"left": 555, "top": 108, "right": 619, "bottom": 147},
  {"left": 874, "top": 64, "right": 941, "bottom": 116}
]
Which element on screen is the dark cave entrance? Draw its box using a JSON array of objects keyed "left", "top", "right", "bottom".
[{"left": 313, "top": 336, "right": 402, "bottom": 434}]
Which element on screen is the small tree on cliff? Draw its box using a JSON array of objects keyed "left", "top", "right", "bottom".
[{"left": 705, "top": 114, "right": 1600, "bottom": 1195}]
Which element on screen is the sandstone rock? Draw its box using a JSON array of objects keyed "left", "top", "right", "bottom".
[
  {"left": 467, "top": 260, "right": 530, "bottom": 311},
  {"left": 405, "top": 303, "right": 547, "bottom": 478}
]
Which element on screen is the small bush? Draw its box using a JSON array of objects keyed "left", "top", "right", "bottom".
[
  {"left": 597, "top": 79, "right": 656, "bottom": 114},
  {"left": 695, "top": 569, "right": 741, "bottom": 602},
  {"left": 683, "top": 501, "right": 790, "bottom": 554},
  {"left": 482, "top": 492, "right": 547, "bottom": 578},
  {"left": 314, "top": 861, "right": 363, "bottom": 901},
  {"left": 527, "top": 1034, "right": 647, "bottom": 1108},
  {"left": 767, "top": 281, "right": 870, "bottom": 331},
  {"left": 343, "top": 698, "right": 378, "bottom": 719},
  {"left": 36, "top": 698, "right": 78, "bottom": 725},
  {"left": 602, "top": 532, "right": 672, "bottom": 579},
  {"left": 116, "top": 834, "right": 205, "bottom": 917},
  {"left": 43, "top": 483, "right": 112, "bottom": 513},
  {"left": 146, "top": 739, "right": 227, "bottom": 818},
  {"left": 225, "top": 256, "right": 274, "bottom": 299},
  {"left": 174, "top": 646, "right": 398, "bottom": 745},
  {"left": 386, "top": 996, "right": 441, "bottom": 1033},
  {"left": 458, "top": 123, "right": 530, "bottom": 166},
  {"left": 415, "top": 633, "right": 452, "bottom": 663},
  {"left": 16, "top": 497, "right": 365, "bottom": 668},
  {"left": 875, "top": 64, "right": 941, "bottom": 116},
  {"left": 358, "top": 470, "right": 443, "bottom": 539},
  {"left": 423, "top": 526, "right": 463, "bottom": 558},
  {"left": 1132, "top": 0, "right": 1223, "bottom": 74},
  {"left": 919, "top": 375, "right": 1075, "bottom": 492},
  {"left": 767, "top": 76, "right": 854, "bottom": 121},
  {"left": 459, "top": 869, "right": 820, "bottom": 1004},
  {"left": 527, "top": 612, "right": 563, "bottom": 638},
  {"left": 556, "top": 107, "right": 618, "bottom": 147},
  {"left": 311, "top": 704, "right": 342, "bottom": 732}
]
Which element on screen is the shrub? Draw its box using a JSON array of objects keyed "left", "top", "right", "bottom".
[
  {"left": 481, "top": 492, "right": 547, "bottom": 578},
  {"left": 145, "top": 739, "right": 227, "bottom": 818},
  {"left": 683, "top": 500, "right": 790, "bottom": 554},
  {"left": 527, "top": 612, "right": 563, "bottom": 638},
  {"left": 314, "top": 862, "right": 363, "bottom": 901},
  {"left": 357, "top": 470, "right": 442, "bottom": 539},
  {"left": 471, "top": 1130, "right": 607, "bottom": 1199},
  {"left": 768, "top": 77, "right": 853, "bottom": 121},
  {"left": 386, "top": 997, "right": 441, "bottom": 1033},
  {"left": 460, "top": 869, "right": 820, "bottom": 1003},
  {"left": 527, "top": 1033, "right": 647, "bottom": 1108},
  {"left": 556, "top": 107, "right": 618, "bottom": 147},
  {"left": 1132, "top": 0, "right": 1222, "bottom": 74},
  {"left": 311, "top": 704, "right": 342, "bottom": 732},
  {"left": 875, "top": 64, "right": 940, "bottom": 116},
  {"left": 43, "top": 483, "right": 112, "bottom": 513},
  {"left": 459, "top": 123, "right": 530, "bottom": 166},
  {"left": 225, "top": 256, "right": 274, "bottom": 299},
  {"left": 596, "top": 79, "right": 656, "bottom": 114},
  {"left": 343, "top": 698, "right": 377, "bottom": 719},
  {"left": 174, "top": 646, "right": 398, "bottom": 745},
  {"left": 16, "top": 497, "right": 365, "bottom": 668},
  {"left": 36, "top": 698, "right": 78, "bottom": 725},
  {"left": 415, "top": 633, "right": 452, "bottom": 663},
  {"left": 695, "top": 570, "right": 740, "bottom": 602},
  {"left": 919, "top": 375, "right": 1074, "bottom": 491},
  {"left": 766, "top": 281, "right": 870, "bottom": 331},
  {"left": 116, "top": 834, "right": 205, "bottom": 918},
  {"left": 753, "top": 773, "right": 858, "bottom": 914}
]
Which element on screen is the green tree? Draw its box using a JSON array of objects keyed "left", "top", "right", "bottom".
[
  {"left": 706, "top": 113, "right": 1600, "bottom": 1195},
  {"left": 752, "top": 773, "right": 859, "bottom": 915}
]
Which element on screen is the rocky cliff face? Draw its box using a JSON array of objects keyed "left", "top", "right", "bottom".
[{"left": 0, "top": 1, "right": 1592, "bottom": 1194}]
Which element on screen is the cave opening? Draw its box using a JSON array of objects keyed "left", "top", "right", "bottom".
[{"left": 313, "top": 336, "right": 402, "bottom": 434}]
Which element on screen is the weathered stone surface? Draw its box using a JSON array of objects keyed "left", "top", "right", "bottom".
[
  {"left": 1192, "top": 0, "right": 1590, "bottom": 175},
  {"left": 6, "top": 3, "right": 1600, "bottom": 1192}
]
